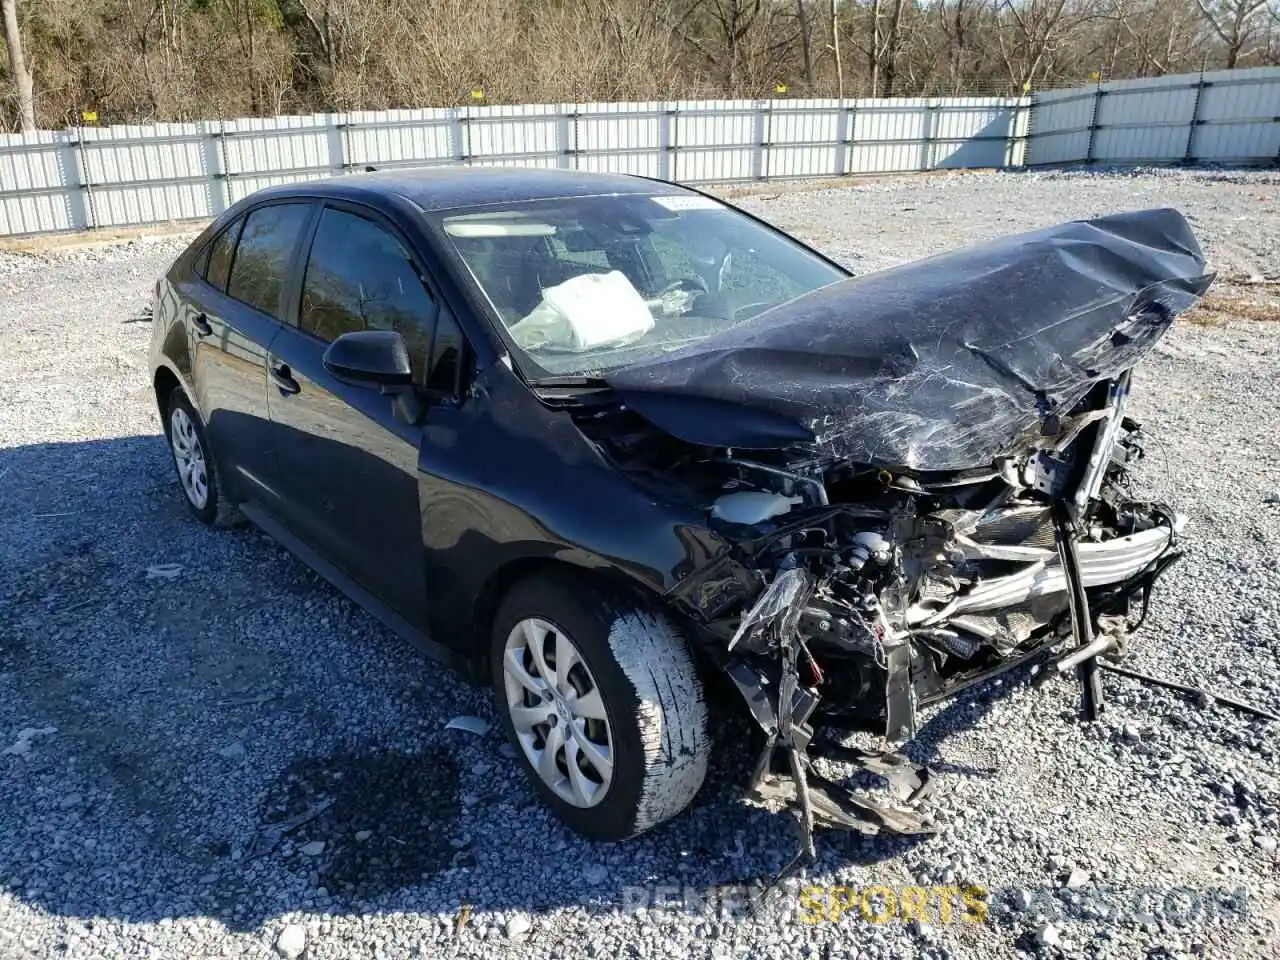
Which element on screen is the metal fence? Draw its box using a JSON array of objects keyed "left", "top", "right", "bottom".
[
  {"left": 0, "top": 65, "right": 1275, "bottom": 237},
  {"left": 1026, "top": 66, "right": 1280, "bottom": 166},
  {"left": 0, "top": 97, "right": 1029, "bottom": 236}
]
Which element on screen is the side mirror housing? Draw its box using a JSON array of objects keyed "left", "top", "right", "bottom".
[{"left": 322, "top": 330, "right": 412, "bottom": 387}]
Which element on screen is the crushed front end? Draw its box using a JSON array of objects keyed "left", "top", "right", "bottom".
[
  {"left": 675, "top": 372, "right": 1182, "bottom": 870},
  {"left": 591, "top": 208, "right": 1213, "bottom": 871}
]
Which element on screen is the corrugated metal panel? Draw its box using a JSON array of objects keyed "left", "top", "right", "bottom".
[
  {"left": 0, "top": 129, "right": 74, "bottom": 191},
  {"left": 468, "top": 103, "right": 562, "bottom": 161},
  {"left": 0, "top": 130, "right": 80, "bottom": 234},
  {"left": 0, "top": 188, "right": 77, "bottom": 234},
  {"left": 76, "top": 121, "right": 216, "bottom": 227},
  {"left": 344, "top": 108, "right": 457, "bottom": 168},
  {"left": 769, "top": 101, "right": 840, "bottom": 145},
  {"left": 1193, "top": 71, "right": 1280, "bottom": 160},
  {"left": 223, "top": 115, "right": 335, "bottom": 177},
  {"left": 1026, "top": 90, "right": 1094, "bottom": 165},
  {"left": 767, "top": 144, "right": 839, "bottom": 179},
  {"left": 575, "top": 101, "right": 665, "bottom": 178},
  {"left": 91, "top": 182, "right": 214, "bottom": 228}
]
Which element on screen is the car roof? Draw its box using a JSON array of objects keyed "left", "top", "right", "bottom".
[{"left": 251, "top": 166, "right": 695, "bottom": 214}]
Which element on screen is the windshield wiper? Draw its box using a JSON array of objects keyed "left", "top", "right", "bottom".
[{"left": 529, "top": 374, "right": 612, "bottom": 390}]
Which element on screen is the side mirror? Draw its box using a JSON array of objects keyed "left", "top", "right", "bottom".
[{"left": 322, "top": 330, "right": 412, "bottom": 387}]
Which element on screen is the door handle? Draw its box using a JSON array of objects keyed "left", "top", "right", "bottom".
[
  {"left": 192, "top": 312, "right": 213, "bottom": 337},
  {"left": 270, "top": 363, "right": 301, "bottom": 396}
]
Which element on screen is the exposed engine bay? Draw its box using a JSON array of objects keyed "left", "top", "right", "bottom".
[{"left": 709, "top": 371, "right": 1180, "bottom": 742}]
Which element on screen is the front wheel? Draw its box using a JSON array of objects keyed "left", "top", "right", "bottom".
[{"left": 491, "top": 574, "right": 710, "bottom": 841}]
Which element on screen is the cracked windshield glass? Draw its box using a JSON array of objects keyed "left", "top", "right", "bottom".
[{"left": 435, "top": 193, "right": 846, "bottom": 380}]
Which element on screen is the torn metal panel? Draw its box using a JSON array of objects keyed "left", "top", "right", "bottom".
[
  {"left": 728, "top": 565, "right": 812, "bottom": 651},
  {"left": 607, "top": 208, "right": 1213, "bottom": 472}
]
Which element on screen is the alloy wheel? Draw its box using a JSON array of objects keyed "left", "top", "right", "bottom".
[
  {"left": 502, "top": 617, "right": 614, "bottom": 808},
  {"left": 169, "top": 406, "right": 209, "bottom": 510}
]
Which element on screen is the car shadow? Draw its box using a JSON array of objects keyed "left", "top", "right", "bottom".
[{"left": 0, "top": 433, "right": 1014, "bottom": 934}]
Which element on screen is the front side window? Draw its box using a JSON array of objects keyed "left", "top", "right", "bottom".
[
  {"left": 426, "top": 308, "right": 464, "bottom": 394},
  {"left": 226, "top": 203, "right": 312, "bottom": 320},
  {"left": 431, "top": 193, "right": 845, "bottom": 380},
  {"left": 300, "top": 207, "right": 437, "bottom": 387}
]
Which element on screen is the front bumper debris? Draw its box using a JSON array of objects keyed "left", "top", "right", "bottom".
[
  {"left": 726, "top": 655, "right": 937, "bottom": 883},
  {"left": 730, "top": 499, "right": 1172, "bottom": 884}
]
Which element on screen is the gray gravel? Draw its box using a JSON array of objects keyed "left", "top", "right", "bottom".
[{"left": 2, "top": 168, "right": 1278, "bottom": 960}]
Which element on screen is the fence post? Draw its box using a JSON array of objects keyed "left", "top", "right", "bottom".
[
  {"left": 326, "top": 112, "right": 347, "bottom": 174},
  {"left": 833, "top": 97, "right": 849, "bottom": 176},
  {"left": 73, "top": 125, "right": 97, "bottom": 230},
  {"left": 1182, "top": 67, "right": 1206, "bottom": 165},
  {"left": 1084, "top": 72, "right": 1104, "bottom": 165},
  {"left": 661, "top": 105, "right": 678, "bottom": 182},
  {"left": 1010, "top": 94, "right": 1032, "bottom": 167},
  {"left": 845, "top": 99, "right": 858, "bottom": 175},
  {"left": 218, "top": 120, "right": 235, "bottom": 207},
  {"left": 556, "top": 106, "right": 575, "bottom": 171},
  {"left": 753, "top": 100, "right": 770, "bottom": 181},
  {"left": 451, "top": 107, "right": 472, "bottom": 166},
  {"left": 923, "top": 99, "right": 938, "bottom": 171},
  {"left": 202, "top": 121, "right": 230, "bottom": 215}
]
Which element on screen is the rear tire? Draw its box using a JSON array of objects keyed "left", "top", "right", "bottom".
[
  {"left": 165, "top": 389, "right": 239, "bottom": 528},
  {"left": 491, "top": 574, "right": 710, "bottom": 841}
]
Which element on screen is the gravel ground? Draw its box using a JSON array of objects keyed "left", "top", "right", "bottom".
[{"left": 1, "top": 168, "right": 1278, "bottom": 960}]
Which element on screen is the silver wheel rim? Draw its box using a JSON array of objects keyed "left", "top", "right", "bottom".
[
  {"left": 502, "top": 617, "right": 614, "bottom": 808},
  {"left": 169, "top": 407, "right": 209, "bottom": 510}
]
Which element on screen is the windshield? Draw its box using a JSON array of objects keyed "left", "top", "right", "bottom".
[{"left": 429, "top": 192, "right": 847, "bottom": 381}]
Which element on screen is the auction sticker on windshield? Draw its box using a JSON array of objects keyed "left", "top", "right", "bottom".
[{"left": 651, "top": 195, "right": 723, "bottom": 211}]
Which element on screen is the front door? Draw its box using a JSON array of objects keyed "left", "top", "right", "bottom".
[{"left": 266, "top": 204, "right": 443, "bottom": 624}]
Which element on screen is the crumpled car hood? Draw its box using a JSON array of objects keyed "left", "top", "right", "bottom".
[{"left": 607, "top": 207, "right": 1213, "bottom": 472}]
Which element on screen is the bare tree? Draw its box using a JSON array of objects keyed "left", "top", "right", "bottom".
[
  {"left": 831, "top": 0, "right": 845, "bottom": 97},
  {"left": 1096, "top": 0, "right": 1203, "bottom": 75},
  {"left": 1, "top": 0, "right": 35, "bottom": 130},
  {"left": 682, "top": 0, "right": 765, "bottom": 90},
  {"left": 857, "top": 0, "right": 911, "bottom": 95},
  {"left": 1194, "top": 0, "right": 1271, "bottom": 66},
  {"left": 996, "top": 0, "right": 1100, "bottom": 88},
  {"left": 941, "top": 0, "right": 979, "bottom": 91},
  {"left": 794, "top": 0, "right": 817, "bottom": 89}
]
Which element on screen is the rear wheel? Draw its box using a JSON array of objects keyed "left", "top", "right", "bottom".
[
  {"left": 491, "top": 574, "right": 710, "bottom": 841},
  {"left": 165, "top": 389, "right": 238, "bottom": 527}
]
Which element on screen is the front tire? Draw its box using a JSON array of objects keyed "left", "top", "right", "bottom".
[{"left": 491, "top": 574, "right": 710, "bottom": 841}]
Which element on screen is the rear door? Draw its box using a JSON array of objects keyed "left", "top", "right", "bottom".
[
  {"left": 266, "top": 203, "right": 450, "bottom": 624},
  {"left": 184, "top": 201, "right": 315, "bottom": 504}
]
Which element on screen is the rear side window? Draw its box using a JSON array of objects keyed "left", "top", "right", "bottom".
[
  {"left": 204, "top": 218, "right": 243, "bottom": 292},
  {"left": 300, "top": 207, "right": 439, "bottom": 387},
  {"left": 226, "top": 203, "right": 311, "bottom": 320}
]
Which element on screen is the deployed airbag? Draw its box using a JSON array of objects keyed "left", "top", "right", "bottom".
[{"left": 508, "top": 270, "right": 654, "bottom": 353}]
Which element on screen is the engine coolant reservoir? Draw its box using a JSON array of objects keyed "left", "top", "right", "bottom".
[{"left": 710, "top": 491, "right": 804, "bottom": 525}]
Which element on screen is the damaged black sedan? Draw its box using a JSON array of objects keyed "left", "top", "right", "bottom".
[{"left": 149, "top": 169, "right": 1212, "bottom": 858}]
